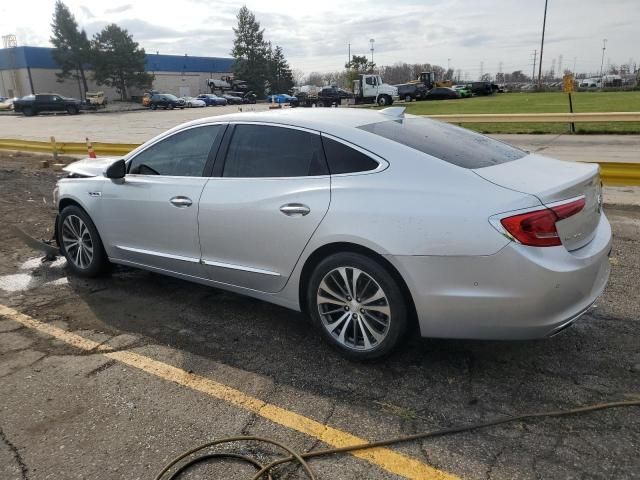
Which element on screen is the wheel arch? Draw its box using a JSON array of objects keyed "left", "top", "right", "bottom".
[{"left": 298, "top": 241, "right": 419, "bottom": 333}]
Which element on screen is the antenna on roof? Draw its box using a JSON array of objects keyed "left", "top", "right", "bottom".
[{"left": 379, "top": 106, "right": 405, "bottom": 118}]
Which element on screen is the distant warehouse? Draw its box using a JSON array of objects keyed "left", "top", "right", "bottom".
[{"left": 0, "top": 46, "right": 234, "bottom": 100}]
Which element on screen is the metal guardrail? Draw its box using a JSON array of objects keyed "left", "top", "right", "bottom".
[
  {"left": 426, "top": 112, "right": 640, "bottom": 123},
  {"left": 0, "top": 138, "right": 639, "bottom": 186},
  {"left": 0, "top": 138, "right": 139, "bottom": 156}
]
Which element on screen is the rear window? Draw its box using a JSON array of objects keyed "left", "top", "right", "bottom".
[{"left": 358, "top": 117, "right": 526, "bottom": 169}]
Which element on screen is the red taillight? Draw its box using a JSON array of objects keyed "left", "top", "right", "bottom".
[{"left": 500, "top": 198, "right": 585, "bottom": 247}]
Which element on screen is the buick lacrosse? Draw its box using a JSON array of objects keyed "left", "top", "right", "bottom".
[{"left": 53, "top": 108, "right": 611, "bottom": 359}]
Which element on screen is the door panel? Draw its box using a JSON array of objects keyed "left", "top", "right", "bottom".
[
  {"left": 101, "top": 176, "right": 209, "bottom": 277},
  {"left": 98, "top": 124, "right": 224, "bottom": 277},
  {"left": 198, "top": 123, "right": 330, "bottom": 293},
  {"left": 198, "top": 177, "right": 330, "bottom": 292}
]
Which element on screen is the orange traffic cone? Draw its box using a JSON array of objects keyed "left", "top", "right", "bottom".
[{"left": 86, "top": 137, "right": 97, "bottom": 158}]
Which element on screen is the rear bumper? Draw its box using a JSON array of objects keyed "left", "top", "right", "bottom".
[{"left": 388, "top": 213, "right": 612, "bottom": 340}]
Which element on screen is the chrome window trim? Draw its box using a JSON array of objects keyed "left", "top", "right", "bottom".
[{"left": 488, "top": 195, "right": 586, "bottom": 244}]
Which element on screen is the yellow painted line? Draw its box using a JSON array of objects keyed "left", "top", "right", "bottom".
[{"left": 0, "top": 304, "right": 458, "bottom": 480}]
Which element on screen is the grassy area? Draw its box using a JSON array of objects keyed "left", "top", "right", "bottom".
[{"left": 400, "top": 91, "right": 640, "bottom": 134}]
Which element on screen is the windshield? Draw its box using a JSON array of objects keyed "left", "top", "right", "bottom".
[{"left": 358, "top": 116, "right": 526, "bottom": 169}]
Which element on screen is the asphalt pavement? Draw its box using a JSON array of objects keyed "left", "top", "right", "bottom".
[{"left": 0, "top": 153, "right": 639, "bottom": 480}]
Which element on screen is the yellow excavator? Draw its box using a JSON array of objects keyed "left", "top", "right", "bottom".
[{"left": 409, "top": 72, "right": 453, "bottom": 89}]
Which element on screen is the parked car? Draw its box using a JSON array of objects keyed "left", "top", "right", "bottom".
[
  {"left": 424, "top": 87, "right": 461, "bottom": 100},
  {"left": 236, "top": 91, "right": 257, "bottom": 104},
  {"left": 197, "top": 94, "right": 227, "bottom": 106},
  {"left": 453, "top": 85, "right": 472, "bottom": 98},
  {"left": 222, "top": 93, "right": 244, "bottom": 105},
  {"left": 13, "top": 93, "right": 82, "bottom": 116},
  {"left": 468, "top": 81, "right": 493, "bottom": 96},
  {"left": 266, "top": 93, "right": 299, "bottom": 106},
  {"left": 0, "top": 97, "right": 17, "bottom": 111},
  {"left": 181, "top": 97, "right": 206, "bottom": 108},
  {"left": 316, "top": 87, "right": 353, "bottom": 107},
  {"left": 86, "top": 91, "right": 107, "bottom": 108},
  {"left": 149, "top": 94, "right": 185, "bottom": 110},
  {"left": 395, "top": 83, "right": 428, "bottom": 102},
  {"left": 52, "top": 108, "right": 610, "bottom": 360}
]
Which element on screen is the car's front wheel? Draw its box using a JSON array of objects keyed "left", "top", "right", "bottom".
[
  {"left": 307, "top": 252, "right": 407, "bottom": 360},
  {"left": 58, "top": 206, "right": 109, "bottom": 277}
]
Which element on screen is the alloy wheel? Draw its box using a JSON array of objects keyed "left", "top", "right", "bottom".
[
  {"left": 316, "top": 267, "right": 391, "bottom": 351},
  {"left": 61, "top": 214, "right": 94, "bottom": 269}
]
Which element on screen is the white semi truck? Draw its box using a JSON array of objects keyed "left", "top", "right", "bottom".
[{"left": 353, "top": 74, "right": 398, "bottom": 106}]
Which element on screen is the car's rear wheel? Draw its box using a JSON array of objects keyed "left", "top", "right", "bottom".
[
  {"left": 307, "top": 252, "right": 407, "bottom": 360},
  {"left": 58, "top": 206, "right": 109, "bottom": 277},
  {"left": 151, "top": 104, "right": 157, "bottom": 110},
  {"left": 23, "top": 107, "right": 35, "bottom": 116}
]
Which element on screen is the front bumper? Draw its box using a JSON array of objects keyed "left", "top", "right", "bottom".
[{"left": 388, "top": 213, "right": 612, "bottom": 340}]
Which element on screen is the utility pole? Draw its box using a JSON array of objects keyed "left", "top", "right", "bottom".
[
  {"left": 537, "top": 0, "right": 548, "bottom": 86},
  {"left": 599, "top": 39, "right": 607, "bottom": 81},
  {"left": 347, "top": 43, "right": 350, "bottom": 68},
  {"left": 531, "top": 50, "right": 538, "bottom": 84},
  {"left": 480, "top": 61, "right": 484, "bottom": 80}
]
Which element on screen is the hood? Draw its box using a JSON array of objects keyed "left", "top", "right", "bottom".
[{"left": 63, "top": 157, "right": 121, "bottom": 177}]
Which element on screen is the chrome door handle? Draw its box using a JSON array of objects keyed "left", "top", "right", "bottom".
[
  {"left": 280, "top": 203, "right": 310, "bottom": 217},
  {"left": 170, "top": 196, "right": 193, "bottom": 208}
]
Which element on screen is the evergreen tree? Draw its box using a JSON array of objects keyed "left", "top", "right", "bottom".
[
  {"left": 231, "top": 6, "right": 269, "bottom": 96},
  {"left": 50, "top": 0, "right": 91, "bottom": 97},
  {"left": 91, "top": 24, "right": 153, "bottom": 100},
  {"left": 270, "top": 45, "right": 294, "bottom": 93}
]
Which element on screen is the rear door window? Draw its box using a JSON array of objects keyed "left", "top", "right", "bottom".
[
  {"left": 223, "top": 124, "right": 327, "bottom": 177},
  {"left": 358, "top": 117, "right": 526, "bottom": 169}
]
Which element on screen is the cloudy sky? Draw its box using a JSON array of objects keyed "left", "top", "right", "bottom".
[{"left": 1, "top": 0, "right": 638, "bottom": 78}]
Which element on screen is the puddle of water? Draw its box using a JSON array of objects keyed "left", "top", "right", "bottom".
[{"left": 0, "top": 256, "right": 69, "bottom": 293}]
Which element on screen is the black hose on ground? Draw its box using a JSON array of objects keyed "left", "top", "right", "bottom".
[{"left": 154, "top": 398, "right": 640, "bottom": 480}]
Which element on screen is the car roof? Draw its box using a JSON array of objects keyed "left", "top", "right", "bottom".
[{"left": 184, "top": 108, "right": 401, "bottom": 135}]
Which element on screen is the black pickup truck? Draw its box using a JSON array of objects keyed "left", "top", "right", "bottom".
[{"left": 13, "top": 93, "right": 82, "bottom": 116}]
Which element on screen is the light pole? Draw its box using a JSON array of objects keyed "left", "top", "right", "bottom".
[
  {"left": 537, "top": 0, "right": 548, "bottom": 87},
  {"left": 447, "top": 58, "right": 451, "bottom": 79},
  {"left": 369, "top": 38, "right": 375, "bottom": 65},
  {"left": 599, "top": 39, "right": 607, "bottom": 83}
]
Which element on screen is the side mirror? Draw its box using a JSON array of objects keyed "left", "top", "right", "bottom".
[{"left": 105, "top": 159, "right": 126, "bottom": 179}]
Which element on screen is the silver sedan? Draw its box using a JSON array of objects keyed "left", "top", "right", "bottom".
[{"left": 53, "top": 108, "right": 611, "bottom": 360}]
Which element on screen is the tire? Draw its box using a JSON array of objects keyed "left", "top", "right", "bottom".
[
  {"left": 169, "top": 104, "right": 175, "bottom": 110},
  {"left": 57, "top": 205, "right": 109, "bottom": 277},
  {"left": 66, "top": 106, "right": 78, "bottom": 115},
  {"left": 404, "top": 94, "right": 412, "bottom": 102},
  {"left": 377, "top": 95, "right": 391, "bottom": 106},
  {"left": 307, "top": 252, "right": 408, "bottom": 361},
  {"left": 23, "top": 107, "right": 35, "bottom": 117},
  {"left": 151, "top": 104, "right": 157, "bottom": 110},
  {"left": 187, "top": 102, "right": 192, "bottom": 107}
]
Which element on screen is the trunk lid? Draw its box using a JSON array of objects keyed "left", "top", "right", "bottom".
[{"left": 475, "top": 154, "right": 602, "bottom": 251}]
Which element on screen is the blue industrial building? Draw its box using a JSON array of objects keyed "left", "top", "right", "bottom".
[{"left": 0, "top": 46, "right": 234, "bottom": 99}]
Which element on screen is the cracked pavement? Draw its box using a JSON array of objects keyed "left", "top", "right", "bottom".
[{"left": 0, "top": 152, "right": 639, "bottom": 479}]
